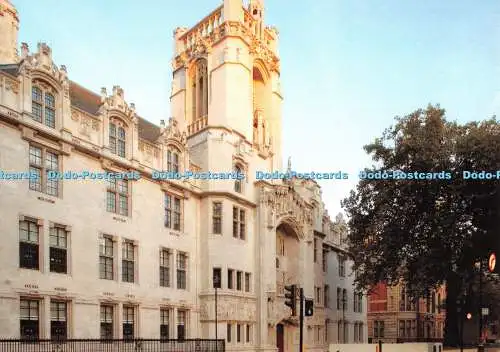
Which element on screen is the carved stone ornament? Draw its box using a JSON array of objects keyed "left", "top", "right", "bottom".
[
  {"left": 161, "top": 117, "right": 185, "bottom": 146},
  {"left": 5, "top": 78, "right": 20, "bottom": 94}
]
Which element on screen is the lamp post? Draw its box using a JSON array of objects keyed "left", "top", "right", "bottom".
[
  {"left": 475, "top": 260, "right": 484, "bottom": 352},
  {"left": 456, "top": 298, "right": 464, "bottom": 352},
  {"left": 213, "top": 273, "right": 220, "bottom": 351}
]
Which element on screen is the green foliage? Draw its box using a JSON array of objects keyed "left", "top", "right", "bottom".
[{"left": 341, "top": 105, "right": 500, "bottom": 344}]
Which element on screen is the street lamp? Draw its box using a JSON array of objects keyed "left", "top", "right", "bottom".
[
  {"left": 456, "top": 298, "right": 464, "bottom": 352},
  {"left": 475, "top": 260, "right": 484, "bottom": 352}
]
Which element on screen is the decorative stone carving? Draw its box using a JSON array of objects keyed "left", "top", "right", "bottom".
[{"left": 4, "top": 78, "right": 19, "bottom": 94}]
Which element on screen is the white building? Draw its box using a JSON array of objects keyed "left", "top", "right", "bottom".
[{"left": 0, "top": 0, "right": 366, "bottom": 350}]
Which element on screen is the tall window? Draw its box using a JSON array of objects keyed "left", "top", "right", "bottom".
[
  {"left": 176, "top": 252, "right": 187, "bottom": 289},
  {"left": 100, "top": 305, "right": 114, "bottom": 339},
  {"left": 191, "top": 59, "right": 208, "bottom": 120},
  {"left": 213, "top": 268, "right": 222, "bottom": 288},
  {"left": 322, "top": 249, "right": 328, "bottom": 272},
  {"left": 237, "top": 271, "right": 243, "bottom": 291},
  {"left": 227, "top": 323, "right": 232, "bottom": 343},
  {"left": 212, "top": 202, "right": 222, "bottom": 234},
  {"left": 165, "top": 194, "right": 182, "bottom": 231},
  {"left": 337, "top": 287, "right": 341, "bottom": 310},
  {"left": 437, "top": 294, "right": 441, "bottom": 313},
  {"left": 122, "top": 306, "right": 135, "bottom": 340},
  {"left": 50, "top": 301, "right": 67, "bottom": 340},
  {"left": 29, "top": 145, "right": 59, "bottom": 196},
  {"left": 160, "top": 308, "right": 170, "bottom": 340},
  {"left": 237, "top": 324, "right": 242, "bottom": 343},
  {"left": 374, "top": 321, "right": 385, "bottom": 338},
  {"left": 167, "top": 148, "right": 180, "bottom": 173},
  {"left": 338, "top": 255, "right": 345, "bottom": 277},
  {"left": 160, "top": 249, "right": 171, "bottom": 287},
  {"left": 357, "top": 293, "right": 363, "bottom": 312},
  {"left": 233, "top": 207, "right": 246, "bottom": 239},
  {"left": 100, "top": 236, "right": 114, "bottom": 280},
  {"left": 177, "top": 310, "right": 187, "bottom": 340},
  {"left": 32, "top": 84, "right": 55, "bottom": 128},
  {"left": 234, "top": 165, "right": 243, "bottom": 193},
  {"left": 431, "top": 292, "right": 436, "bottom": 313},
  {"left": 107, "top": 178, "right": 128, "bottom": 216},
  {"left": 228, "top": 269, "right": 234, "bottom": 289},
  {"left": 342, "top": 289, "right": 347, "bottom": 311},
  {"left": 122, "top": 241, "right": 135, "bottom": 283},
  {"left": 20, "top": 299, "right": 39, "bottom": 340},
  {"left": 246, "top": 325, "right": 251, "bottom": 343},
  {"left": 358, "top": 323, "right": 364, "bottom": 342},
  {"left": 245, "top": 273, "right": 251, "bottom": 292},
  {"left": 109, "top": 121, "right": 126, "bottom": 157},
  {"left": 50, "top": 226, "right": 68, "bottom": 273},
  {"left": 324, "top": 285, "right": 330, "bottom": 308},
  {"left": 354, "top": 292, "right": 359, "bottom": 313},
  {"left": 19, "top": 219, "right": 39, "bottom": 270},
  {"left": 313, "top": 239, "right": 317, "bottom": 262}
]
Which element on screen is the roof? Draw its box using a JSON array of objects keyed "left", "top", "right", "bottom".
[
  {"left": 0, "top": 63, "right": 20, "bottom": 77},
  {"left": 68, "top": 81, "right": 161, "bottom": 143}
]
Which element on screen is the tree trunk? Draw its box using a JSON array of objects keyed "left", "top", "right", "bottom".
[{"left": 444, "top": 273, "right": 461, "bottom": 347}]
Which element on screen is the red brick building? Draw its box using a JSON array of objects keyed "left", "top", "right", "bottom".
[{"left": 368, "top": 282, "right": 446, "bottom": 342}]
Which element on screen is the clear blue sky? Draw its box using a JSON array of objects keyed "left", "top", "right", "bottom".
[{"left": 13, "top": 0, "right": 499, "bottom": 216}]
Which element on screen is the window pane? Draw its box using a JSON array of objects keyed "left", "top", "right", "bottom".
[
  {"left": 32, "top": 87, "right": 42, "bottom": 101},
  {"left": 29, "top": 146, "right": 42, "bottom": 166},
  {"left": 45, "top": 107, "right": 55, "bottom": 128}
]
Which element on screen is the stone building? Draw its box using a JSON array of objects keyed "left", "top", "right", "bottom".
[
  {"left": 0, "top": 0, "right": 366, "bottom": 350},
  {"left": 367, "top": 282, "right": 446, "bottom": 343}
]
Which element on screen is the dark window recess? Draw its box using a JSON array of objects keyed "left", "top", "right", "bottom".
[
  {"left": 20, "top": 321, "right": 39, "bottom": 340},
  {"left": 123, "top": 323, "right": 134, "bottom": 340},
  {"left": 51, "top": 321, "right": 67, "bottom": 340},
  {"left": 50, "top": 247, "right": 67, "bottom": 273},
  {"left": 122, "top": 260, "right": 134, "bottom": 283},
  {"left": 100, "top": 323, "right": 113, "bottom": 339},
  {"left": 160, "top": 324, "right": 169, "bottom": 340},
  {"left": 160, "top": 267, "right": 170, "bottom": 287},
  {"left": 177, "top": 325, "right": 185, "bottom": 340},
  {"left": 20, "top": 242, "right": 39, "bottom": 269}
]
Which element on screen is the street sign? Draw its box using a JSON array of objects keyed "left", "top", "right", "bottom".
[
  {"left": 482, "top": 308, "right": 489, "bottom": 316},
  {"left": 488, "top": 253, "right": 496, "bottom": 273}
]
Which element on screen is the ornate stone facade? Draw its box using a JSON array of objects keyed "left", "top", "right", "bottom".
[{"left": 0, "top": 0, "right": 366, "bottom": 351}]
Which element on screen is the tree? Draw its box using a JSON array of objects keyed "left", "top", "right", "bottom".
[{"left": 341, "top": 104, "right": 500, "bottom": 345}]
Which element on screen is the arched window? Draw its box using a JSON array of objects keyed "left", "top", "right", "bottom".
[
  {"left": 109, "top": 120, "right": 126, "bottom": 157},
  {"left": 191, "top": 59, "right": 208, "bottom": 121},
  {"left": 167, "top": 147, "right": 180, "bottom": 173},
  {"left": 234, "top": 165, "right": 243, "bottom": 193},
  {"left": 32, "top": 84, "right": 56, "bottom": 128}
]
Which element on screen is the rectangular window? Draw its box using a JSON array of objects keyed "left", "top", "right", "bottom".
[
  {"left": 177, "top": 310, "right": 186, "bottom": 340},
  {"left": 236, "top": 271, "right": 242, "bottom": 291},
  {"left": 237, "top": 324, "right": 241, "bottom": 343},
  {"left": 123, "top": 306, "right": 135, "bottom": 340},
  {"left": 228, "top": 269, "right": 234, "bottom": 289},
  {"left": 399, "top": 320, "right": 405, "bottom": 337},
  {"left": 359, "top": 323, "right": 364, "bottom": 342},
  {"left": 176, "top": 252, "right": 187, "bottom": 290},
  {"left": 212, "top": 202, "right": 222, "bottom": 234},
  {"left": 313, "top": 239, "right": 317, "bottom": 262},
  {"left": 339, "top": 255, "right": 345, "bottom": 277},
  {"left": 49, "top": 226, "right": 68, "bottom": 274},
  {"left": 29, "top": 145, "right": 59, "bottom": 196},
  {"left": 233, "top": 207, "right": 238, "bottom": 238},
  {"left": 50, "top": 301, "right": 67, "bottom": 340},
  {"left": 100, "top": 305, "right": 114, "bottom": 339},
  {"left": 160, "top": 249, "right": 170, "bottom": 287},
  {"left": 337, "top": 287, "right": 341, "bottom": 310},
  {"left": 432, "top": 292, "right": 436, "bottom": 313},
  {"left": 324, "top": 285, "right": 329, "bottom": 308},
  {"left": 245, "top": 273, "right": 251, "bottom": 292},
  {"left": 246, "top": 325, "right": 251, "bottom": 343},
  {"left": 100, "top": 236, "right": 114, "bottom": 280},
  {"left": 165, "top": 193, "right": 182, "bottom": 231},
  {"left": 315, "top": 287, "right": 321, "bottom": 305},
  {"left": 322, "top": 249, "right": 328, "bottom": 272},
  {"left": 354, "top": 292, "right": 358, "bottom": 313},
  {"left": 107, "top": 178, "right": 128, "bottom": 216},
  {"left": 213, "top": 268, "right": 222, "bottom": 288},
  {"left": 227, "top": 323, "right": 232, "bottom": 343},
  {"left": 406, "top": 320, "right": 411, "bottom": 338},
  {"left": 160, "top": 308, "right": 170, "bottom": 340},
  {"left": 354, "top": 322, "right": 359, "bottom": 342},
  {"left": 20, "top": 299, "right": 39, "bottom": 340},
  {"left": 358, "top": 293, "right": 363, "bottom": 313},
  {"left": 239, "top": 209, "right": 246, "bottom": 240},
  {"left": 109, "top": 123, "right": 126, "bottom": 157},
  {"left": 19, "top": 219, "right": 39, "bottom": 270},
  {"left": 122, "top": 241, "right": 135, "bottom": 283}
]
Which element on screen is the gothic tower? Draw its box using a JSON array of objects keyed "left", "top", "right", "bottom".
[{"left": 0, "top": 0, "right": 19, "bottom": 64}]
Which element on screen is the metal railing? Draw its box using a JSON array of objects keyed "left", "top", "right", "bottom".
[{"left": 0, "top": 338, "right": 225, "bottom": 351}]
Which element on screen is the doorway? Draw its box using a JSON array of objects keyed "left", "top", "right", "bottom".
[{"left": 276, "top": 323, "right": 284, "bottom": 352}]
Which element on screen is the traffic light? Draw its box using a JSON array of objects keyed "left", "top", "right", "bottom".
[
  {"left": 305, "top": 299, "right": 314, "bottom": 317},
  {"left": 284, "top": 285, "right": 297, "bottom": 316}
]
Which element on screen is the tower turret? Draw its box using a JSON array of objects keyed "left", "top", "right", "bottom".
[
  {"left": 0, "top": 0, "right": 19, "bottom": 64},
  {"left": 248, "top": 0, "right": 264, "bottom": 38}
]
